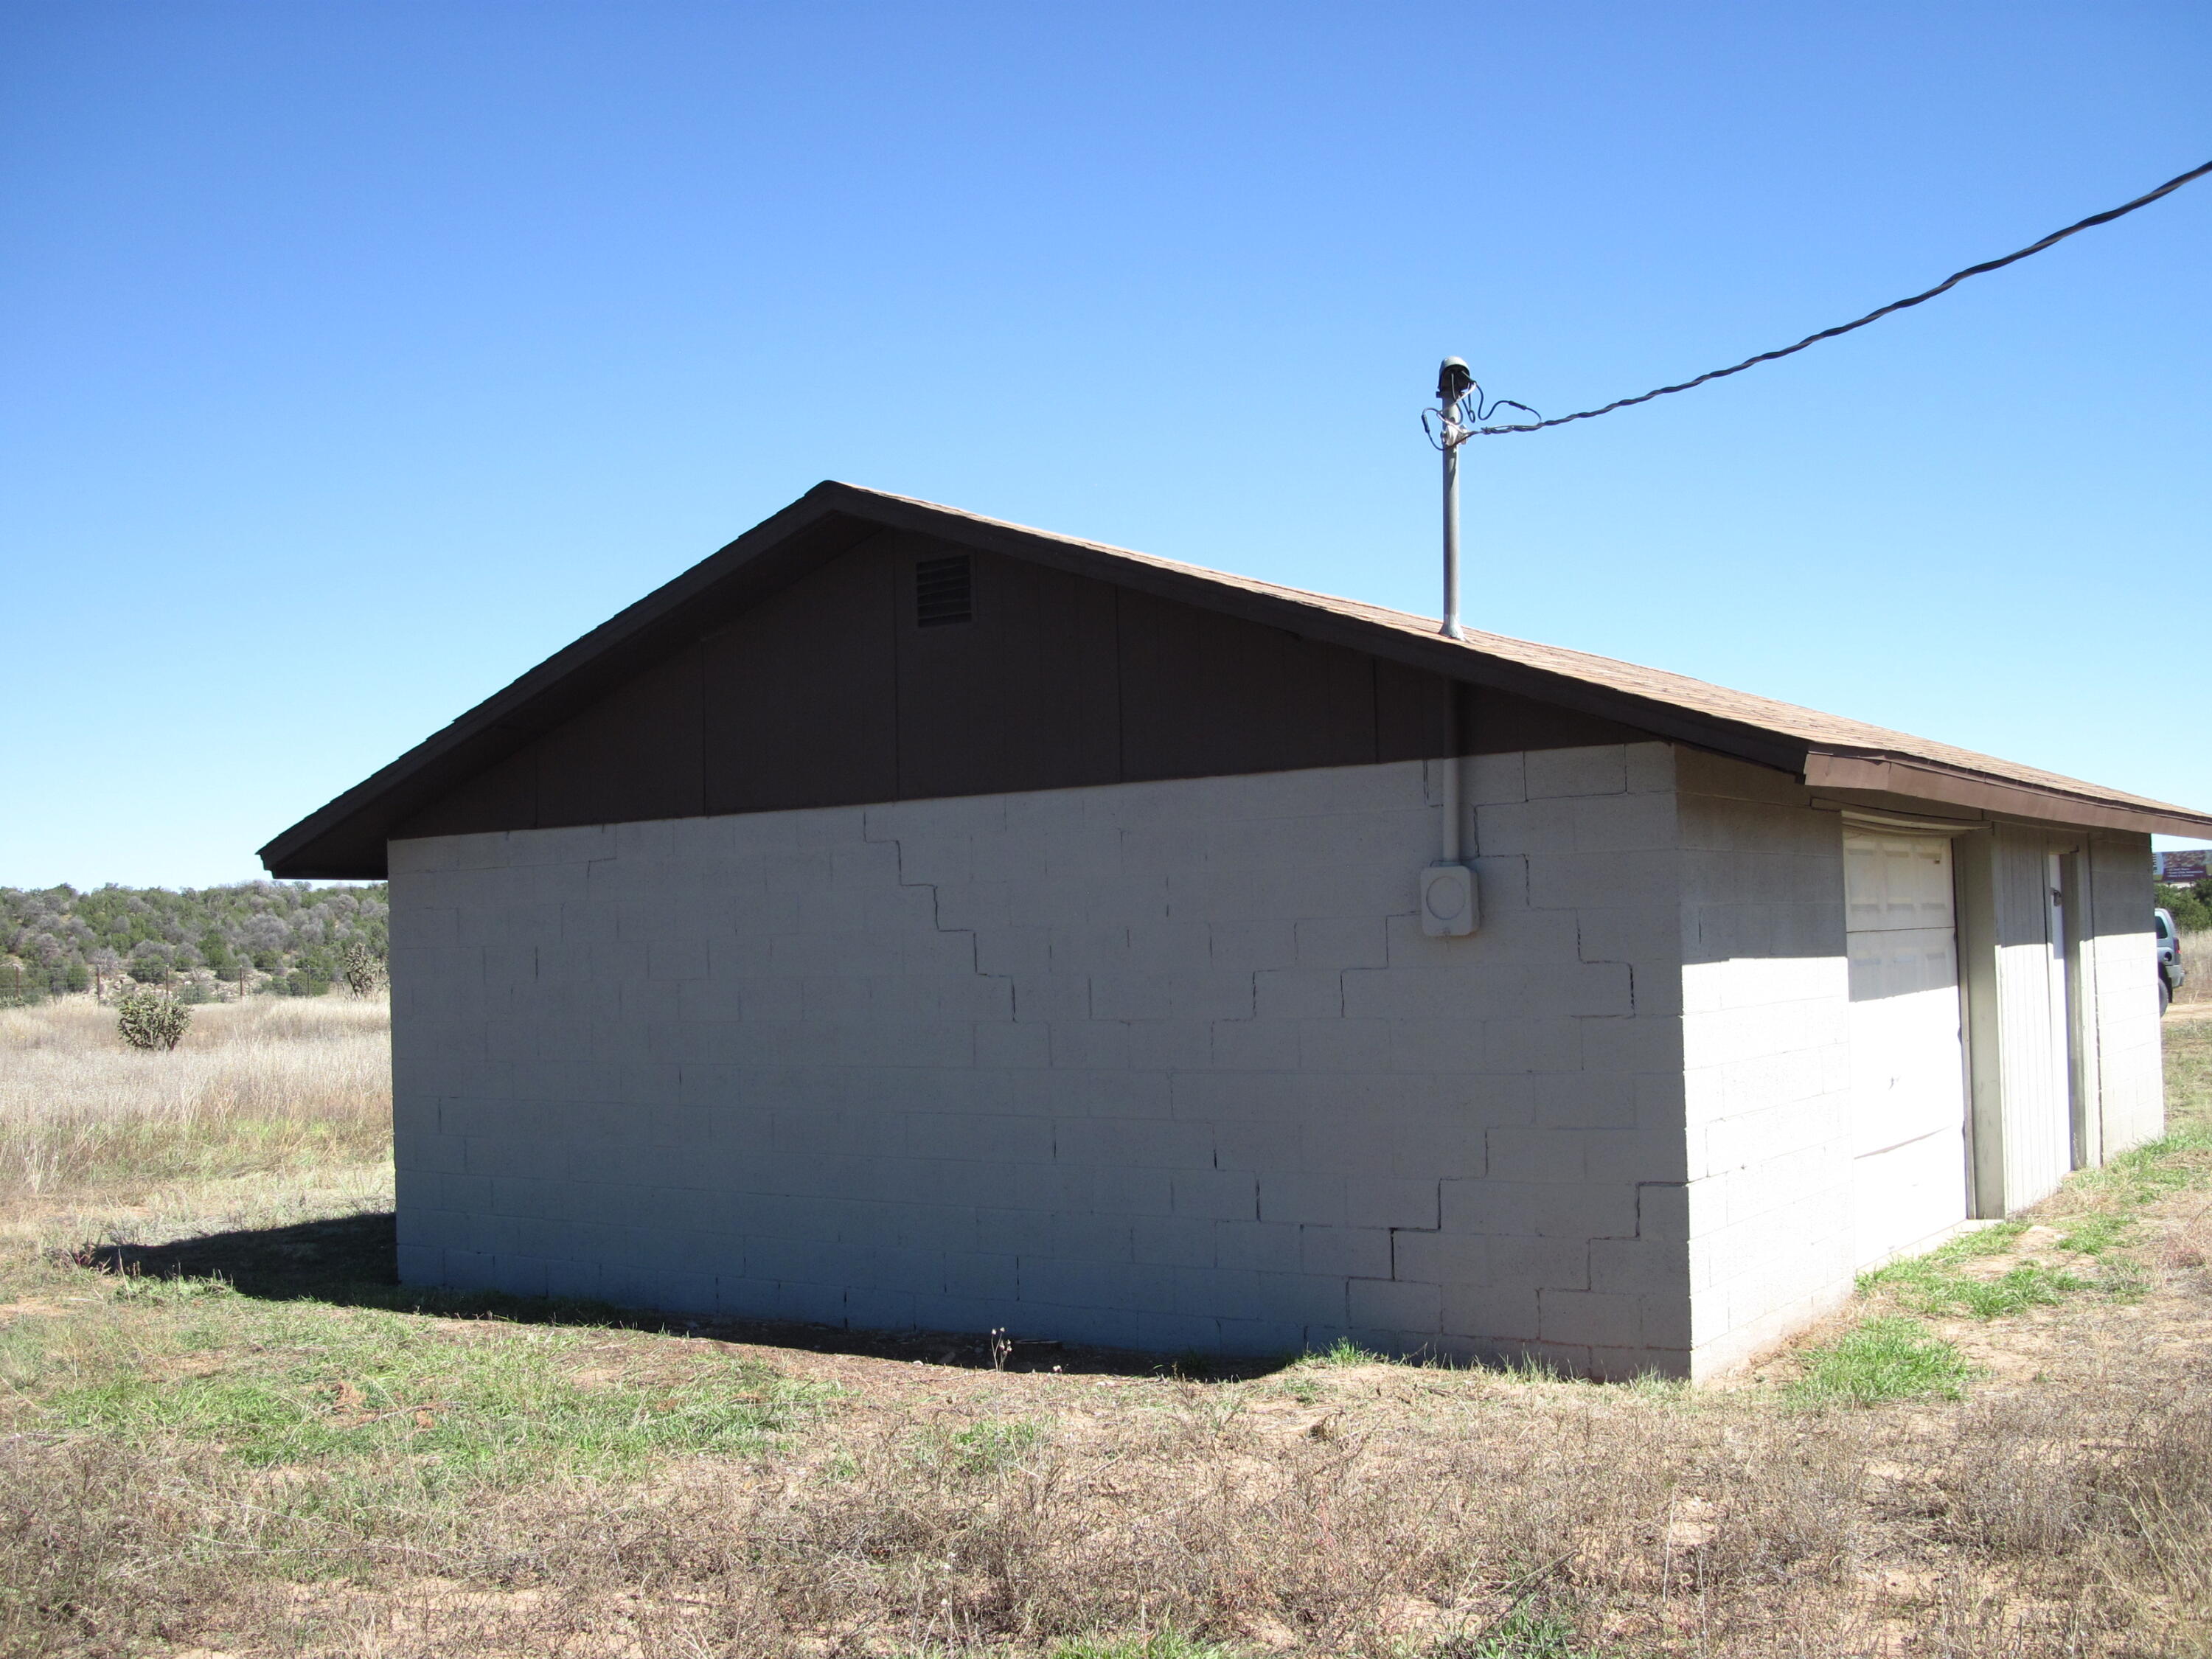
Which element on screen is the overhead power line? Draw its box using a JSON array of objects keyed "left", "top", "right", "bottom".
[{"left": 1475, "top": 157, "right": 2212, "bottom": 435}]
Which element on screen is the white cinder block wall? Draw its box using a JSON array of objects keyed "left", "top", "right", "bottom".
[
  {"left": 1672, "top": 752, "right": 1855, "bottom": 1378},
  {"left": 388, "top": 742, "right": 1698, "bottom": 1377}
]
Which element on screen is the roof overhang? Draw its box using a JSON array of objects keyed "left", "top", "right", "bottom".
[{"left": 1801, "top": 752, "right": 2211, "bottom": 838}]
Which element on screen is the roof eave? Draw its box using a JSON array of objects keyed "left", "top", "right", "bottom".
[{"left": 1803, "top": 750, "right": 2212, "bottom": 838}]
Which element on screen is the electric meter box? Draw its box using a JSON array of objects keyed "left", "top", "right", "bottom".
[{"left": 1419, "top": 862, "right": 1478, "bottom": 938}]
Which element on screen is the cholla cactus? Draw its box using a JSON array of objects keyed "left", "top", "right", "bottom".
[
  {"left": 116, "top": 988, "right": 190, "bottom": 1052},
  {"left": 340, "top": 940, "right": 387, "bottom": 998}
]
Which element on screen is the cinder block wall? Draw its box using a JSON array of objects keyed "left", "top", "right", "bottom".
[
  {"left": 1673, "top": 751, "right": 1855, "bottom": 1380},
  {"left": 388, "top": 742, "right": 1697, "bottom": 1376}
]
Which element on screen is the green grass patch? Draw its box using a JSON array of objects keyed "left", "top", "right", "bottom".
[
  {"left": 1864, "top": 1254, "right": 2086, "bottom": 1320},
  {"left": 1858, "top": 1221, "right": 2096, "bottom": 1321},
  {"left": 1788, "top": 1317, "right": 1971, "bottom": 1406},
  {"left": 1875, "top": 1219, "right": 2028, "bottom": 1271},
  {"left": 1312, "top": 1335, "right": 1383, "bottom": 1366},
  {"left": 2067, "top": 1119, "right": 2212, "bottom": 1210},
  {"left": 949, "top": 1416, "right": 1047, "bottom": 1475},
  {"left": 1401, "top": 1605, "right": 1607, "bottom": 1658},
  {"left": 2054, "top": 1212, "right": 2135, "bottom": 1256},
  {"left": 28, "top": 1284, "right": 835, "bottom": 1484},
  {"left": 1048, "top": 1631, "right": 1242, "bottom": 1659},
  {"left": 1503, "top": 1351, "right": 1571, "bottom": 1384},
  {"left": 2090, "top": 1254, "right": 2152, "bottom": 1303}
]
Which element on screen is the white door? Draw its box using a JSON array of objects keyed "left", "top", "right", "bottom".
[{"left": 1845, "top": 832, "right": 1970, "bottom": 1268}]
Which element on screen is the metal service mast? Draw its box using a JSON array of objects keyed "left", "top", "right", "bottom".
[
  {"left": 1436, "top": 356, "right": 1474, "bottom": 641},
  {"left": 1419, "top": 357, "right": 1480, "bottom": 937}
]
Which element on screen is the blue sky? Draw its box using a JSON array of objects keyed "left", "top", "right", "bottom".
[{"left": 3, "top": 2, "right": 2206, "bottom": 888}]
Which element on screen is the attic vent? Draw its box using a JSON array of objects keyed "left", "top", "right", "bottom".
[{"left": 914, "top": 555, "right": 973, "bottom": 627}]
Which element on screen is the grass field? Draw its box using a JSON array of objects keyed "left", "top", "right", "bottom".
[
  {"left": 2177, "top": 929, "right": 2212, "bottom": 1005},
  {"left": 1, "top": 996, "right": 2208, "bottom": 1658}
]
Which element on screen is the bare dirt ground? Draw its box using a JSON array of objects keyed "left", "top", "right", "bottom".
[{"left": 1, "top": 998, "right": 2207, "bottom": 1658}]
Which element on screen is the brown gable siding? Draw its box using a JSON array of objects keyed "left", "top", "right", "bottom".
[
  {"left": 397, "top": 743, "right": 538, "bottom": 841},
  {"left": 892, "top": 538, "right": 1123, "bottom": 801},
  {"left": 392, "top": 530, "right": 1649, "bottom": 844},
  {"left": 1114, "top": 585, "right": 1377, "bottom": 781},
  {"left": 267, "top": 485, "right": 2212, "bottom": 877},
  {"left": 538, "top": 644, "right": 706, "bottom": 829},
  {"left": 702, "top": 538, "right": 902, "bottom": 815}
]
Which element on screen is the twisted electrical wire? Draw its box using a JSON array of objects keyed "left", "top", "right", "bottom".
[
  {"left": 1422, "top": 392, "right": 1539, "bottom": 450},
  {"left": 1474, "top": 157, "right": 2212, "bottom": 435}
]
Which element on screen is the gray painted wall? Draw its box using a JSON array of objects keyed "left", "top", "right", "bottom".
[
  {"left": 389, "top": 743, "right": 1696, "bottom": 1377},
  {"left": 1672, "top": 751, "right": 1855, "bottom": 1377}
]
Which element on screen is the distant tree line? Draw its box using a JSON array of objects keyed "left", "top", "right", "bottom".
[
  {"left": 2161, "top": 879, "right": 2212, "bottom": 934},
  {"left": 0, "top": 881, "right": 388, "bottom": 1007}
]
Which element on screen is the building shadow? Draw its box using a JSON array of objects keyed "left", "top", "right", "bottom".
[{"left": 78, "top": 1213, "right": 1288, "bottom": 1380}]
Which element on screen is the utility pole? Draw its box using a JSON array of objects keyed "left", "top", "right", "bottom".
[{"left": 1420, "top": 356, "right": 1480, "bottom": 938}]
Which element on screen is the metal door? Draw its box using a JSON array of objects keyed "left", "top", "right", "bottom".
[{"left": 1845, "top": 832, "right": 1971, "bottom": 1268}]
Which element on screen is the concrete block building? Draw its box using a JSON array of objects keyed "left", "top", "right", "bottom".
[{"left": 264, "top": 484, "right": 2212, "bottom": 1378}]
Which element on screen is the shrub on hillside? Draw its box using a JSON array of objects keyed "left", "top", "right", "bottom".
[
  {"left": 340, "top": 940, "right": 386, "bottom": 997},
  {"left": 115, "top": 989, "right": 190, "bottom": 1051},
  {"left": 1, "top": 879, "right": 388, "bottom": 996},
  {"left": 197, "top": 928, "right": 230, "bottom": 969}
]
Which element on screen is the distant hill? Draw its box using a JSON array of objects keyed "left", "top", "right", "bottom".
[{"left": 0, "top": 881, "right": 388, "bottom": 1004}]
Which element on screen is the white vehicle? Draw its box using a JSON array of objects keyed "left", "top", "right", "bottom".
[{"left": 2156, "top": 908, "right": 2185, "bottom": 1013}]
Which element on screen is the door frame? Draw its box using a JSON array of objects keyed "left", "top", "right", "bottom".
[
  {"left": 1839, "top": 810, "right": 1988, "bottom": 1231},
  {"left": 2051, "top": 846, "right": 2098, "bottom": 1170}
]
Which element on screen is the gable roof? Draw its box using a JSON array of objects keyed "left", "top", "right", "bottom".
[{"left": 262, "top": 481, "right": 2212, "bottom": 877}]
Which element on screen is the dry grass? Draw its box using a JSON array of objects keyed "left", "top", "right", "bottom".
[
  {"left": 0, "top": 994, "right": 391, "bottom": 1198},
  {"left": 0, "top": 1007, "right": 2208, "bottom": 1656},
  {"left": 5, "top": 1326, "right": 2208, "bottom": 1657},
  {"left": 2177, "top": 929, "right": 2212, "bottom": 1005}
]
